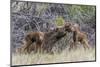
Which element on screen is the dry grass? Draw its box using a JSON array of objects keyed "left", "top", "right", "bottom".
[{"left": 12, "top": 48, "right": 95, "bottom": 66}]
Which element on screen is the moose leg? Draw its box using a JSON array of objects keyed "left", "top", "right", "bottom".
[
  {"left": 73, "top": 32, "right": 78, "bottom": 49},
  {"left": 36, "top": 44, "right": 40, "bottom": 53},
  {"left": 34, "top": 43, "right": 41, "bottom": 53},
  {"left": 23, "top": 40, "right": 32, "bottom": 53},
  {"left": 81, "top": 39, "right": 90, "bottom": 50},
  {"left": 69, "top": 40, "right": 74, "bottom": 50}
]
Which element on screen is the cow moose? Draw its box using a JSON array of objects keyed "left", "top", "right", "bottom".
[
  {"left": 22, "top": 32, "right": 44, "bottom": 53},
  {"left": 64, "top": 22, "right": 90, "bottom": 50},
  {"left": 18, "top": 26, "right": 67, "bottom": 53}
]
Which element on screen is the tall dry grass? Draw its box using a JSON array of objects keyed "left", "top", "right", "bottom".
[{"left": 12, "top": 47, "right": 95, "bottom": 66}]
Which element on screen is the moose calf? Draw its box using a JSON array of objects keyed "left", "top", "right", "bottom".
[{"left": 64, "top": 22, "right": 90, "bottom": 50}]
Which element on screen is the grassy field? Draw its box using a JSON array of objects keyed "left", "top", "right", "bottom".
[{"left": 12, "top": 47, "right": 95, "bottom": 66}]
